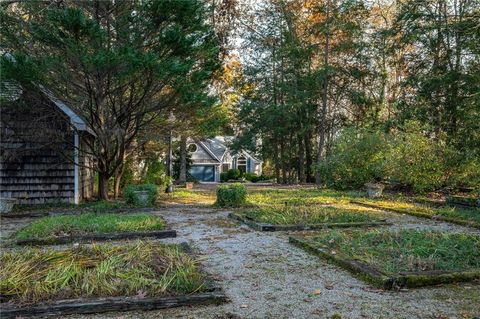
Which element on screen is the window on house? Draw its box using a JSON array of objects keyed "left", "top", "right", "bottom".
[
  {"left": 237, "top": 156, "right": 247, "bottom": 173},
  {"left": 187, "top": 143, "right": 197, "bottom": 153}
]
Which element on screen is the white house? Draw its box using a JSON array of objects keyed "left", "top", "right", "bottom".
[{"left": 187, "top": 136, "right": 262, "bottom": 182}]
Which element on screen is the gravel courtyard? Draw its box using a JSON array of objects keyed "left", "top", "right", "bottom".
[
  {"left": 72, "top": 204, "right": 479, "bottom": 319},
  {"left": 1, "top": 201, "right": 479, "bottom": 319}
]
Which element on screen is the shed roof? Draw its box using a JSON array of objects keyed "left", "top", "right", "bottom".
[{"left": 0, "top": 79, "right": 94, "bottom": 136}]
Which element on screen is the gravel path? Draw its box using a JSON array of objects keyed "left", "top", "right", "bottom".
[{"left": 2, "top": 205, "right": 479, "bottom": 319}]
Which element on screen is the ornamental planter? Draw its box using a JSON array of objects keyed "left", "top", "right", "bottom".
[
  {"left": 133, "top": 190, "right": 150, "bottom": 206},
  {"left": 365, "top": 183, "right": 384, "bottom": 199},
  {"left": 0, "top": 197, "right": 17, "bottom": 214},
  {"left": 185, "top": 182, "right": 194, "bottom": 190}
]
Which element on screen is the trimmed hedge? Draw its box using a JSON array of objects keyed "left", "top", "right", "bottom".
[
  {"left": 124, "top": 184, "right": 158, "bottom": 206},
  {"left": 216, "top": 184, "right": 247, "bottom": 207}
]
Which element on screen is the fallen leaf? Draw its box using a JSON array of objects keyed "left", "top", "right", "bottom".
[
  {"left": 136, "top": 290, "right": 147, "bottom": 299},
  {"left": 312, "top": 289, "right": 321, "bottom": 295},
  {"left": 240, "top": 304, "right": 248, "bottom": 308}
]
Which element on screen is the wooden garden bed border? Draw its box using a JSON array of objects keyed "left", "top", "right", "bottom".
[
  {"left": 446, "top": 196, "right": 480, "bottom": 208},
  {"left": 14, "top": 229, "right": 177, "bottom": 246},
  {"left": 229, "top": 212, "right": 390, "bottom": 232},
  {"left": 289, "top": 236, "right": 480, "bottom": 290},
  {"left": 350, "top": 200, "right": 480, "bottom": 229},
  {"left": 1, "top": 207, "right": 158, "bottom": 219},
  {"left": 0, "top": 243, "right": 227, "bottom": 319}
]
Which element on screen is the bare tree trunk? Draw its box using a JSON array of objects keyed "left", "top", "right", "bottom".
[
  {"left": 315, "top": 0, "right": 331, "bottom": 186},
  {"left": 98, "top": 172, "right": 110, "bottom": 200},
  {"left": 280, "top": 139, "right": 287, "bottom": 184},
  {"left": 179, "top": 135, "right": 187, "bottom": 183},
  {"left": 298, "top": 132, "right": 306, "bottom": 183},
  {"left": 273, "top": 137, "right": 280, "bottom": 184},
  {"left": 165, "top": 131, "right": 173, "bottom": 193},
  {"left": 305, "top": 132, "right": 313, "bottom": 183},
  {"left": 113, "top": 164, "right": 124, "bottom": 199}
]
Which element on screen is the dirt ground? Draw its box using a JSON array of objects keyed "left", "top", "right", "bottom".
[{"left": 1, "top": 196, "right": 479, "bottom": 319}]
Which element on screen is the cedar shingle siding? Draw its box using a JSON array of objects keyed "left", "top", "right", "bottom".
[{"left": 0, "top": 89, "right": 95, "bottom": 204}]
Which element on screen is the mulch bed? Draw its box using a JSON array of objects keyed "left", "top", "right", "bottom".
[
  {"left": 0, "top": 243, "right": 228, "bottom": 319},
  {"left": 229, "top": 212, "right": 390, "bottom": 232},
  {"left": 350, "top": 200, "right": 480, "bottom": 229},
  {"left": 289, "top": 236, "right": 480, "bottom": 290}
]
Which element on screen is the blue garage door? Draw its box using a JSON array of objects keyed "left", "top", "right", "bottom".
[{"left": 189, "top": 165, "right": 215, "bottom": 182}]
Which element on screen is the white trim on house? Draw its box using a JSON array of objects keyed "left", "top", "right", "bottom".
[{"left": 73, "top": 132, "right": 80, "bottom": 204}]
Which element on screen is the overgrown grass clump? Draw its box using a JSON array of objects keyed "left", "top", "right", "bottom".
[
  {"left": 242, "top": 204, "right": 384, "bottom": 225},
  {"left": 356, "top": 198, "right": 480, "bottom": 227},
  {"left": 159, "top": 189, "right": 216, "bottom": 205},
  {"left": 14, "top": 213, "right": 166, "bottom": 240},
  {"left": 246, "top": 188, "right": 360, "bottom": 206},
  {"left": 216, "top": 184, "right": 247, "bottom": 207},
  {"left": 0, "top": 242, "right": 206, "bottom": 304},
  {"left": 307, "top": 229, "right": 480, "bottom": 274}
]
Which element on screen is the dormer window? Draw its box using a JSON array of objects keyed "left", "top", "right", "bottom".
[{"left": 188, "top": 143, "right": 197, "bottom": 153}]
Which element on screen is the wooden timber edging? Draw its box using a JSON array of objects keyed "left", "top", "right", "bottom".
[
  {"left": 0, "top": 291, "right": 227, "bottom": 319},
  {"left": 0, "top": 207, "right": 158, "bottom": 219},
  {"left": 350, "top": 200, "right": 480, "bottom": 229},
  {"left": 14, "top": 229, "right": 177, "bottom": 246},
  {"left": 0, "top": 242, "right": 228, "bottom": 318},
  {"left": 446, "top": 196, "right": 480, "bottom": 208},
  {"left": 289, "top": 236, "right": 480, "bottom": 290},
  {"left": 228, "top": 212, "right": 391, "bottom": 232}
]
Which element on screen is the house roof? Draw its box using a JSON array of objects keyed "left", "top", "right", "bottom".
[
  {"left": 0, "top": 79, "right": 95, "bottom": 136},
  {"left": 199, "top": 136, "right": 262, "bottom": 163}
]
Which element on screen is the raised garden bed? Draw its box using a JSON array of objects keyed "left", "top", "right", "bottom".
[
  {"left": 11, "top": 212, "right": 176, "bottom": 246},
  {"left": 351, "top": 199, "right": 480, "bottom": 229},
  {"left": 447, "top": 195, "right": 480, "bottom": 208},
  {"left": 229, "top": 204, "right": 390, "bottom": 231},
  {"left": 290, "top": 229, "right": 480, "bottom": 289},
  {"left": 0, "top": 242, "right": 227, "bottom": 318},
  {"left": 1, "top": 206, "right": 157, "bottom": 219}
]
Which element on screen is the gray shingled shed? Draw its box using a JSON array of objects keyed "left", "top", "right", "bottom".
[{"left": 0, "top": 81, "right": 96, "bottom": 204}]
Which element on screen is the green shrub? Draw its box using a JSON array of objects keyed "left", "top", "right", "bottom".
[
  {"left": 226, "top": 168, "right": 242, "bottom": 180},
  {"left": 385, "top": 122, "right": 445, "bottom": 193},
  {"left": 142, "top": 160, "right": 169, "bottom": 187},
  {"left": 124, "top": 184, "right": 158, "bottom": 206},
  {"left": 243, "top": 172, "right": 258, "bottom": 182},
  {"left": 220, "top": 172, "right": 229, "bottom": 183},
  {"left": 315, "top": 128, "right": 389, "bottom": 189},
  {"left": 216, "top": 184, "right": 247, "bottom": 207}
]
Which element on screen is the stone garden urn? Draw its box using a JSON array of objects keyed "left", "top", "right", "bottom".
[
  {"left": 365, "top": 183, "right": 384, "bottom": 199},
  {"left": 0, "top": 197, "right": 17, "bottom": 213},
  {"left": 133, "top": 191, "right": 150, "bottom": 206}
]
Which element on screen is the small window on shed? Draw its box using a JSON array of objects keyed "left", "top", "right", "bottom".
[{"left": 188, "top": 143, "right": 197, "bottom": 153}]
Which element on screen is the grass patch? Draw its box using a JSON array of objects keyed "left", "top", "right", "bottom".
[
  {"left": 159, "top": 190, "right": 216, "bottom": 205},
  {"left": 12, "top": 200, "right": 131, "bottom": 214},
  {"left": 246, "top": 188, "right": 360, "bottom": 206},
  {"left": 159, "top": 188, "right": 361, "bottom": 207},
  {"left": 0, "top": 242, "right": 207, "bottom": 304},
  {"left": 304, "top": 229, "right": 480, "bottom": 274},
  {"left": 239, "top": 203, "right": 386, "bottom": 225},
  {"left": 13, "top": 213, "right": 166, "bottom": 241},
  {"left": 354, "top": 198, "right": 480, "bottom": 227}
]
